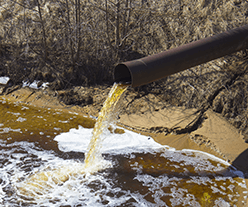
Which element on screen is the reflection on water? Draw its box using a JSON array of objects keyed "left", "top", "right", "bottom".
[{"left": 0, "top": 97, "right": 247, "bottom": 206}]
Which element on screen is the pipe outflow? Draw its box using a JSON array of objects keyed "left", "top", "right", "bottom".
[{"left": 114, "top": 25, "right": 248, "bottom": 87}]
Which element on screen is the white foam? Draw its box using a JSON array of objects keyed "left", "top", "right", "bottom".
[
  {"left": 54, "top": 126, "right": 164, "bottom": 154},
  {"left": 182, "top": 149, "right": 230, "bottom": 166},
  {"left": 1, "top": 128, "right": 247, "bottom": 206},
  {"left": 16, "top": 117, "right": 27, "bottom": 122},
  {"left": 0, "top": 127, "right": 22, "bottom": 134}
]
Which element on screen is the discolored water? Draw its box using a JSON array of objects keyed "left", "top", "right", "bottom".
[
  {"left": 84, "top": 83, "right": 128, "bottom": 169},
  {"left": 0, "top": 87, "right": 247, "bottom": 206}
]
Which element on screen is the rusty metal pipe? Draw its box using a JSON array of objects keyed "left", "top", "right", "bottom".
[{"left": 114, "top": 25, "right": 248, "bottom": 87}]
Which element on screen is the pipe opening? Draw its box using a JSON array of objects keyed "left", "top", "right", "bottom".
[{"left": 114, "top": 64, "right": 132, "bottom": 84}]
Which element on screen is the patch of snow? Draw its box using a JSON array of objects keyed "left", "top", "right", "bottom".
[
  {"left": 22, "top": 80, "right": 49, "bottom": 89},
  {"left": 0, "top": 77, "right": 10, "bottom": 85}
]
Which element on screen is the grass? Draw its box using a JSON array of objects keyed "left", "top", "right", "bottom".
[{"left": 0, "top": 0, "right": 247, "bottom": 87}]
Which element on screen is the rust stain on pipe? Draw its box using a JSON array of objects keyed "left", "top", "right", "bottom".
[{"left": 114, "top": 25, "right": 248, "bottom": 87}]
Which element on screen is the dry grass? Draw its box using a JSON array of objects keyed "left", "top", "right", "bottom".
[{"left": 0, "top": 0, "right": 247, "bottom": 87}]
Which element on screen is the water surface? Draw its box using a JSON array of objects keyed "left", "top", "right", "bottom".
[{"left": 0, "top": 97, "right": 247, "bottom": 206}]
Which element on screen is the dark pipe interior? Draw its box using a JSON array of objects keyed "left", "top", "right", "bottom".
[{"left": 114, "top": 64, "right": 132, "bottom": 84}]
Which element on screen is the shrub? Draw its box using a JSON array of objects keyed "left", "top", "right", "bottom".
[{"left": 0, "top": 0, "right": 248, "bottom": 88}]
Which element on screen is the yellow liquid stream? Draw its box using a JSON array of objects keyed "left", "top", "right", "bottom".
[
  {"left": 84, "top": 83, "right": 128, "bottom": 169},
  {"left": 17, "top": 83, "right": 129, "bottom": 197}
]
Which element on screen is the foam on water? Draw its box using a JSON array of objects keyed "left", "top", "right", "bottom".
[
  {"left": 0, "top": 126, "right": 247, "bottom": 206},
  {"left": 0, "top": 83, "right": 247, "bottom": 206},
  {"left": 54, "top": 125, "right": 163, "bottom": 154}
]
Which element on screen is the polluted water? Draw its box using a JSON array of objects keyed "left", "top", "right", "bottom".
[{"left": 0, "top": 83, "right": 247, "bottom": 206}]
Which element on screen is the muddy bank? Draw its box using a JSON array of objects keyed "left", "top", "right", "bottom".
[{"left": 1, "top": 85, "right": 248, "bottom": 176}]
